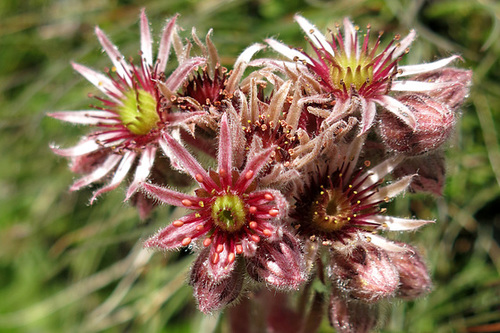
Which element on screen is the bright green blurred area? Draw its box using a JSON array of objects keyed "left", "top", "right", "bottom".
[{"left": 0, "top": 0, "right": 499, "bottom": 332}]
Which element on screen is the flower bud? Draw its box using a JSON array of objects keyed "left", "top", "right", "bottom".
[
  {"left": 387, "top": 244, "right": 432, "bottom": 299},
  {"left": 413, "top": 68, "right": 472, "bottom": 112},
  {"left": 247, "top": 231, "right": 306, "bottom": 290},
  {"left": 393, "top": 151, "right": 446, "bottom": 196},
  {"left": 379, "top": 94, "right": 455, "bottom": 155},
  {"left": 189, "top": 248, "right": 243, "bottom": 314},
  {"left": 329, "top": 293, "right": 378, "bottom": 333},
  {"left": 330, "top": 244, "right": 399, "bottom": 302}
]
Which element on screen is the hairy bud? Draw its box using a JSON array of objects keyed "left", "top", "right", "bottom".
[
  {"left": 330, "top": 244, "right": 399, "bottom": 302},
  {"left": 379, "top": 94, "right": 455, "bottom": 155},
  {"left": 387, "top": 244, "right": 432, "bottom": 299}
]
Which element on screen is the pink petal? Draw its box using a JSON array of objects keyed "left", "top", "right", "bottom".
[
  {"left": 354, "top": 155, "right": 404, "bottom": 189},
  {"left": 161, "top": 132, "right": 218, "bottom": 191},
  {"left": 125, "top": 146, "right": 156, "bottom": 200},
  {"left": 370, "top": 215, "right": 434, "bottom": 231},
  {"left": 397, "top": 55, "right": 460, "bottom": 77},
  {"left": 164, "top": 57, "right": 206, "bottom": 92},
  {"left": 265, "top": 38, "right": 313, "bottom": 65},
  {"left": 226, "top": 43, "right": 265, "bottom": 93},
  {"left": 95, "top": 27, "right": 131, "bottom": 83},
  {"left": 235, "top": 146, "right": 274, "bottom": 191},
  {"left": 71, "top": 62, "right": 122, "bottom": 101},
  {"left": 365, "top": 175, "right": 413, "bottom": 204},
  {"left": 50, "top": 137, "right": 102, "bottom": 157},
  {"left": 144, "top": 216, "right": 207, "bottom": 250},
  {"left": 359, "top": 99, "right": 376, "bottom": 135},
  {"left": 217, "top": 113, "right": 232, "bottom": 188},
  {"left": 141, "top": 182, "right": 200, "bottom": 207},
  {"left": 392, "top": 30, "right": 416, "bottom": 60},
  {"left": 391, "top": 80, "right": 451, "bottom": 92},
  {"left": 375, "top": 95, "right": 416, "bottom": 129},
  {"left": 140, "top": 9, "right": 153, "bottom": 67},
  {"left": 156, "top": 15, "right": 178, "bottom": 75},
  {"left": 206, "top": 235, "right": 237, "bottom": 280},
  {"left": 295, "top": 15, "right": 334, "bottom": 56},
  {"left": 343, "top": 17, "right": 356, "bottom": 57},
  {"left": 90, "top": 150, "right": 136, "bottom": 203},
  {"left": 70, "top": 153, "right": 122, "bottom": 191},
  {"left": 48, "top": 111, "right": 119, "bottom": 125}
]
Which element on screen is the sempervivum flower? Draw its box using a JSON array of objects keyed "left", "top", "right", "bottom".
[
  {"left": 49, "top": 10, "right": 205, "bottom": 203},
  {"left": 291, "top": 136, "right": 433, "bottom": 302},
  {"left": 142, "top": 114, "right": 306, "bottom": 313},
  {"left": 266, "top": 15, "right": 460, "bottom": 134}
]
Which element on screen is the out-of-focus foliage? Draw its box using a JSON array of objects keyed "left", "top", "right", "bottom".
[{"left": 0, "top": 0, "right": 498, "bottom": 332}]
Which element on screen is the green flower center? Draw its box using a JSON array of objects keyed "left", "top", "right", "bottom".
[
  {"left": 118, "top": 89, "right": 159, "bottom": 135},
  {"left": 211, "top": 194, "right": 247, "bottom": 232},
  {"left": 329, "top": 54, "right": 374, "bottom": 91},
  {"left": 311, "top": 188, "right": 352, "bottom": 232}
]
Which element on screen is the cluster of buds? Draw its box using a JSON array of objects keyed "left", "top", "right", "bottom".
[{"left": 49, "top": 10, "right": 471, "bottom": 332}]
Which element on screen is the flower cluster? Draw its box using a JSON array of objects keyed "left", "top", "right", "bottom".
[{"left": 49, "top": 11, "right": 471, "bottom": 332}]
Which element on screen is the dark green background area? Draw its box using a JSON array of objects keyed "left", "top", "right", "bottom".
[{"left": 0, "top": 0, "right": 498, "bottom": 332}]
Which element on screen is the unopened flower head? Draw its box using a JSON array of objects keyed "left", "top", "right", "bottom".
[{"left": 48, "top": 10, "right": 205, "bottom": 202}]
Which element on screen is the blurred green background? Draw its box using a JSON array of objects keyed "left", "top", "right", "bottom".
[{"left": 0, "top": 0, "right": 499, "bottom": 332}]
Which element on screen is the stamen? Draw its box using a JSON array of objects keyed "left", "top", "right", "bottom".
[
  {"left": 269, "top": 208, "right": 279, "bottom": 217},
  {"left": 172, "top": 220, "right": 184, "bottom": 227},
  {"left": 181, "top": 237, "right": 191, "bottom": 246}
]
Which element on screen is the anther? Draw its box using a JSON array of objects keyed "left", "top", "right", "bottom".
[
  {"left": 181, "top": 199, "right": 193, "bottom": 207},
  {"left": 216, "top": 244, "right": 224, "bottom": 253},
  {"left": 172, "top": 220, "right": 184, "bottom": 227},
  {"left": 249, "top": 206, "right": 257, "bottom": 214},
  {"left": 251, "top": 235, "right": 260, "bottom": 243},
  {"left": 263, "top": 229, "right": 272, "bottom": 237},
  {"left": 264, "top": 193, "right": 274, "bottom": 201},
  {"left": 196, "top": 224, "right": 204, "bottom": 231},
  {"left": 181, "top": 237, "right": 192, "bottom": 246},
  {"left": 249, "top": 221, "right": 258, "bottom": 229},
  {"left": 245, "top": 170, "right": 254, "bottom": 180},
  {"left": 235, "top": 244, "right": 243, "bottom": 254},
  {"left": 227, "top": 252, "right": 236, "bottom": 264},
  {"left": 212, "top": 253, "right": 219, "bottom": 264},
  {"left": 203, "top": 238, "right": 212, "bottom": 247},
  {"left": 268, "top": 208, "right": 279, "bottom": 217},
  {"left": 195, "top": 174, "right": 204, "bottom": 182}
]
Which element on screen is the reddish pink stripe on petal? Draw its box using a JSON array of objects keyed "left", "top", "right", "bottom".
[
  {"left": 48, "top": 111, "right": 119, "bottom": 125},
  {"left": 164, "top": 57, "right": 206, "bottom": 92},
  {"left": 141, "top": 182, "right": 199, "bottom": 207},
  {"left": 156, "top": 15, "right": 178, "bottom": 75},
  {"left": 50, "top": 138, "right": 102, "bottom": 157},
  {"left": 217, "top": 113, "right": 232, "bottom": 187},
  {"left": 95, "top": 26, "right": 131, "bottom": 83},
  {"left": 71, "top": 62, "right": 122, "bottom": 101},
  {"left": 235, "top": 146, "right": 274, "bottom": 191},
  {"left": 90, "top": 150, "right": 136, "bottom": 203},
  {"left": 161, "top": 133, "right": 218, "bottom": 190},
  {"left": 144, "top": 218, "right": 207, "bottom": 250},
  {"left": 70, "top": 154, "right": 122, "bottom": 191},
  {"left": 125, "top": 146, "right": 156, "bottom": 200},
  {"left": 139, "top": 9, "right": 153, "bottom": 67}
]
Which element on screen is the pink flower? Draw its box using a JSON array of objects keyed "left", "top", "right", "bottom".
[
  {"left": 291, "top": 136, "right": 433, "bottom": 302},
  {"left": 142, "top": 114, "right": 305, "bottom": 313},
  {"left": 266, "top": 15, "right": 460, "bottom": 134},
  {"left": 49, "top": 10, "right": 205, "bottom": 203}
]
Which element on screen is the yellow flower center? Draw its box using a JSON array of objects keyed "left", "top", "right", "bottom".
[
  {"left": 211, "top": 194, "right": 247, "bottom": 232},
  {"left": 311, "top": 188, "right": 352, "bottom": 232},
  {"left": 329, "top": 53, "right": 374, "bottom": 91},
  {"left": 118, "top": 89, "right": 159, "bottom": 135}
]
